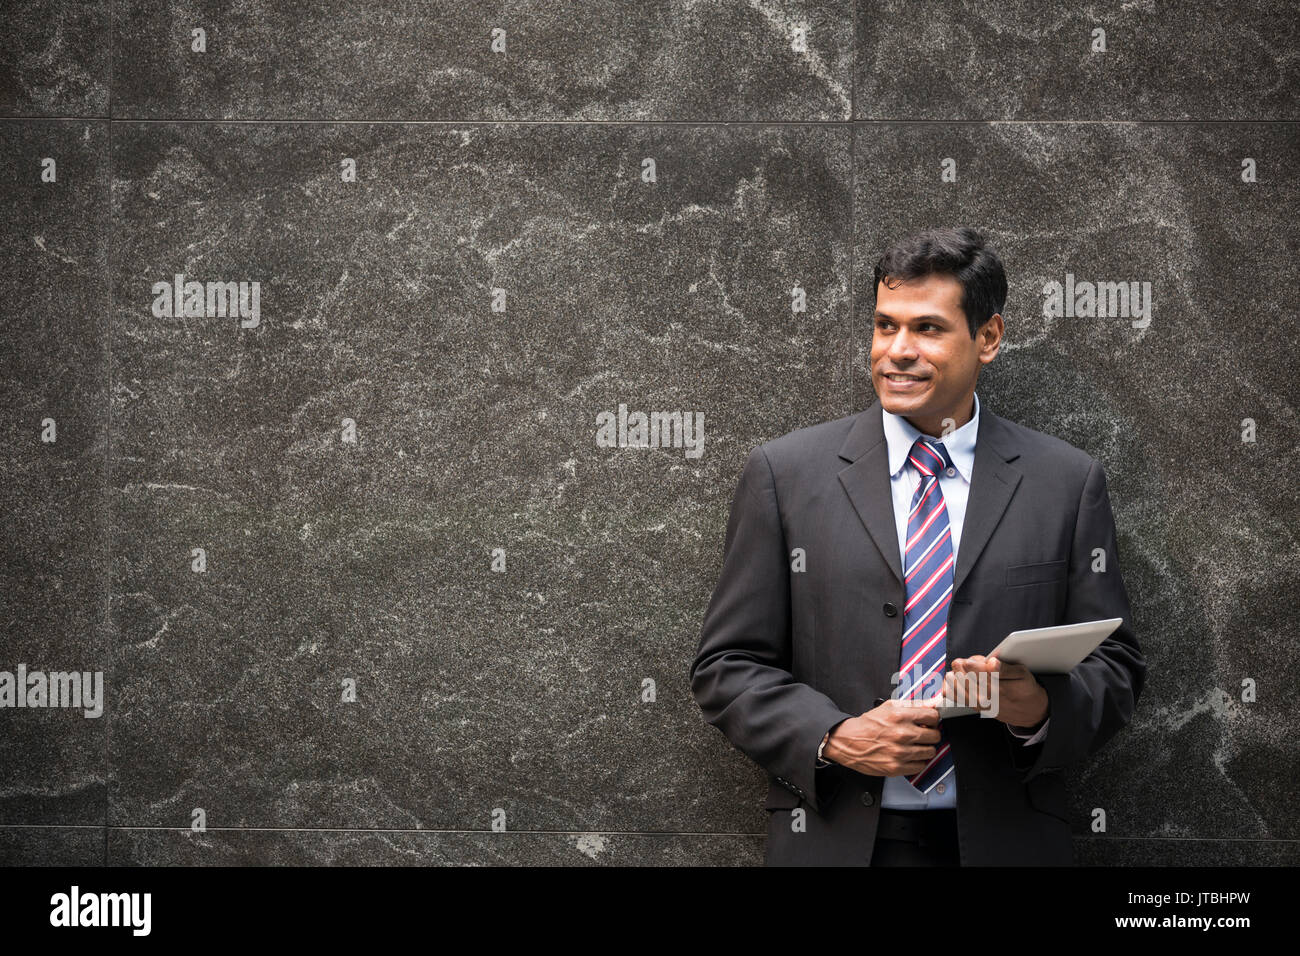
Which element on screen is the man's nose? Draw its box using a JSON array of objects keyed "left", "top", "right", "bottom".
[{"left": 888, "top": 330, "right": 918, "bottom": 360}]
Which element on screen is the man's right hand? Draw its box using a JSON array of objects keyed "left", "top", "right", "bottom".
[{"left": 822, "top": 698, "right": 941, "bottom": 777}]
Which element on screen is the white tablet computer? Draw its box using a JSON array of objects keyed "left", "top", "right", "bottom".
[{"left": 935, "top": 617, "right": 1124, "bottom": 718}]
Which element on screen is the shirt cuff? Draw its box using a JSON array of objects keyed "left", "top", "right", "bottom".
[
  {"left": 815, "top": 719, "right": 848, "bottom": 768},
  {"left": 1007, "top": 717, "right": 1050, "bottom": 746}
]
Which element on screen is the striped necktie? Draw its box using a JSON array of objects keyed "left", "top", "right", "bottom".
[{"left": 897, "top": 436, "right": 956, "bottom": 795}]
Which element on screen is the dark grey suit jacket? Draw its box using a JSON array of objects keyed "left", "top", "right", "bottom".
[{"left": 690, "top": 397, "right": 1146, "bottom": 865}]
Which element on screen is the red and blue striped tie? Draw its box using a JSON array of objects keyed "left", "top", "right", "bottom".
[{"left": 897, "top": 436, "right": 956, "bottom": 795}]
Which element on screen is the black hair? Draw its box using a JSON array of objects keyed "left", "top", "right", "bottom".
[{"left": 871, "top": 227, "right": 1007, "bottom": 339}]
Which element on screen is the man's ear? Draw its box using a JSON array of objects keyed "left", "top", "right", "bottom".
[{"left": 978, "top": 313, "right": 1003, "bottom": 365}]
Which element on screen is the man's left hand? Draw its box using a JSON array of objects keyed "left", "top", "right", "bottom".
[{"left": 940, "top": 654, "right": 1049, "bottom": 730}]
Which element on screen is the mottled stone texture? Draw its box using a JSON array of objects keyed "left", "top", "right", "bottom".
[
  {"left": 0, "top": 3, "right": 110, "bottom": 116},
  {"left": 0, "top": 121, "right": 109, "bottom": 828},
  {"left": 0, "top": 2, "right": 1296, "bottom": 865},
  {"left": 108, "top": 829, "right": 764, "bottom": 866}
]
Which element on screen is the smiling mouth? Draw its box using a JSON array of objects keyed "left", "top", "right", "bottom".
[{"left": 882, "top": 373, "right": 929, "bottom": 383}]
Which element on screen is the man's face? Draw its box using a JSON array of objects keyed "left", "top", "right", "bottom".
[{"left": 870, "top": 272, "right": 1002, "bottom": 436}]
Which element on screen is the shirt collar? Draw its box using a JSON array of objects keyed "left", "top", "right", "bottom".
[{"left": 882, "top": 392, "right": 980, "bottom": 481}]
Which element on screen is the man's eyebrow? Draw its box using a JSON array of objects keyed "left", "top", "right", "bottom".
[{"left": 873, "top": 311, "right": 952, "bottom": 323}]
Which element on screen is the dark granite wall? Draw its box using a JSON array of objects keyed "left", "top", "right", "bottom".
[{"left": 1, "top": 2, "right": 1295, "bottom": 865}]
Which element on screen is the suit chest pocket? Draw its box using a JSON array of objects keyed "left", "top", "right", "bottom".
[{"left": 1005, "top": 559, "right": 1067, "bottom": 588}]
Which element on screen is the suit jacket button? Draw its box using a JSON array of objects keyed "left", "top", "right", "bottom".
[
  {"left": 861, "top": 791, "right": 874, "bottom": 806},
  {"left": 883, "top": 602, "right": 898, "bottom": 617}
]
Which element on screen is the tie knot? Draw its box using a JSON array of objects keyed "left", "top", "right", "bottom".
[{"left": 910, "top": 437, "right": 953, "bottom": 478}]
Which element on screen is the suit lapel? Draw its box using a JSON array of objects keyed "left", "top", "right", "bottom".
[
  {"left": 953, "top": 405, "right": 1022, "bottom": 595},
  {"left": 836, "top": 401, "right": 904, "bottom": 586},
  {"left": 836, "top": 396, "right": 1023, "bottom": 596}
]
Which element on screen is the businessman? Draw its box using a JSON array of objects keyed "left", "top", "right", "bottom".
[{"left": 690, "top": 227, "right": 1145, "bottom": 866}]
